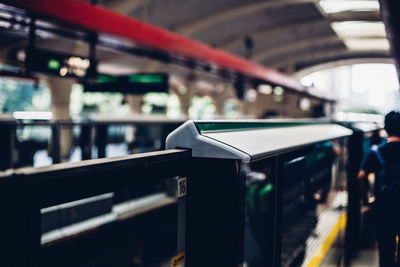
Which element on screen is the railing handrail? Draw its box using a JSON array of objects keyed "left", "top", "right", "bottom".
[
  {"left": 0, "top": 149, "right": 191, "bottom": 266},
  {"left": 10, "top": 149, "right": 190, "bottom": 208},
  {"left": 14, "top": 149, "right": 188, "bottom": 175},
  {"left": 0, "top": 118, "right": 186, "bottom": 127}
]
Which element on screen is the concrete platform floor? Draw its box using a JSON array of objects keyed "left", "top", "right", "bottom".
[{"left": 320, "top": 247, "right": 379, "bottom": 267}]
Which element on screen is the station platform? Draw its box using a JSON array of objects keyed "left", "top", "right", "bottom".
[
  {"left": 303, "top": 193, "right": 379, "bottom": 267},
  {"left": 298, "top": 191, "right": 347, "bottom": 267},
  {"left": 320, "top": 226, "right": 379, "bottom": 267}
]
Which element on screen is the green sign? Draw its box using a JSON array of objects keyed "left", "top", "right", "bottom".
[
  {"left": 85, "top": 73, "right": 169, "bottom": 94},
  {"left": 128, "top": 74, "right": 164, "bottom": 83},
  {"left": 27, "top": 48, "right": 95, "bottom": 79},
  {"left": 96, "top": 75, "right": 119, "bottom": 83}
]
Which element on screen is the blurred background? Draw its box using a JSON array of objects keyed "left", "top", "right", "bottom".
[{"left": 0, "top": 0, "right": 398, "bottom": 167}]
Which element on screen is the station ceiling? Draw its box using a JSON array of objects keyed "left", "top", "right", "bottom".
[
  {"left": 0, "top": 0, "right": 394, "bottom": 95},
  {"left": 380, "top": 0, "right": 400, "bottom": 79},
  {"left": 98, "top": 0, "right": 392, "bottom": 74}
]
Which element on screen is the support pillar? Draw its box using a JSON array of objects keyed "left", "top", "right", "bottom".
[
  {"left": 210, "top": 83, "right": 235, "bottom": 117},
  {"left": 241, "top": 100, "right": 255, "bottom": 116},
  {"left": 126, "top": 95, "right": 143, "bottom": 115},
  {"left": 45, "top": 77, "right": 74, "bottom": 162},
  {"left": 172, "top": 79, "right": 198, "bottom": 118}
]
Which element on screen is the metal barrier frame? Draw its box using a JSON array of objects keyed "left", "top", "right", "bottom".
[
  {"left": 0, "top": 124, "right": 357, "bottom": 267},
  {"left": 0, "top": 149, "right": 190, "bottom": 266},
  {"left": 0, "top": 120, "right": 184, "bottom": 169}
]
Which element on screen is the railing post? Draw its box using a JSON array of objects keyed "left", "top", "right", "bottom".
[
  {"left": 51, "top": 124, "right": 61, "bottom": 164},
  {"left": 345, "top": 132, "right": 362, "bottom": 265},
  {"left": 186, "top": 158, "right": 245, "bottom": 266},
  {"left": 273, "top": 155, "right": 284, "bottom": 267},
  {"left": 22, "top": 193, "right": 41, "bottom": 267},
  {"left": 96, "top": 124, "right": 108, "bottom": 158},
  {"left": 80, "top": 123, "right": 94, "bottom": 160},
  {"left": 0, "top": 122, "right": 15, "bottom": 170},
  {"left": 0, "top": 174, "right": 22, "bottom": 267}
]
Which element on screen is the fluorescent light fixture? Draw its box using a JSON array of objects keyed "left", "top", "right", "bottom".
[
  {"left": 331, "top": 21, "right": 389, "bottom": 51},
  {"left": 0, "top": 20, "right": 10, "bottom": 28},
  {"left": 273, "top": 86, "right": 284, "bottom": 96},
  {"left": 344, "top": 38, "right": 389, "bottom": 51},
  {"left": 97, "top": 63, "right": 139, "bottom": 75},
  {"left": 257, "top": 84, "right": 272, "bottom": 95},
  {"left": 13, "top": 111, "right": 53, "bottom": 120},
  {"left": 319, "top": 0, "right": 379, "bottom": 14},
  {"left": 331, "top": 21, "right": 386, "bottom": 38},
  {"left": 299, "top": 97, "right": 311, "bottom": 111},
  {"left": 245, "top": 89, "right": 257, "bottom": 102},
  {"left": 17, "top": 50, "right": 26, "bottom": 61},
  {"left": 0, "top": 11, "right": 12, "bottom": 20}
]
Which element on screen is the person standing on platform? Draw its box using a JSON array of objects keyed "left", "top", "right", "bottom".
[{"left": 358, "top": 110, "right": 400, "bottom": 267}]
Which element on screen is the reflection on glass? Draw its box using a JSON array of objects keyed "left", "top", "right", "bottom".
[
  {"left": 242, "top": 142, "right": 337, "bottom": 267},
  {"left": 244, "top": 159, "right": 275, "bottom": 267}
]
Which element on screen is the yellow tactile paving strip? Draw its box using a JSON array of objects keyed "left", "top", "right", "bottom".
[{"left": 306, "top": 213, "right": 347, "bottom": 267}]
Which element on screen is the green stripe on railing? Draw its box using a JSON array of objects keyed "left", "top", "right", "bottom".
[{"left": 195, "top": 121, "right": 326, "bottom": 133}]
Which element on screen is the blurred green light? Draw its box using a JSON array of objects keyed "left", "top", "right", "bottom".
[
  {"left": 129, "top": 74, "right": 163, "bottom": 83},
  {"left": 273, "top": 86, "right": 284, "bottom": 96},
  {"left": 47, "top": 59, "right": 60, "bottom": 70},
  {"left": 97, "top": 75, "right": 118, "bottom": 83}
]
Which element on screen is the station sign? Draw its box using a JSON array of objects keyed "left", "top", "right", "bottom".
[
  {"left": 26, "top": 48, "right": 95, "bottom": 79},
  {"left": 83, "top": 73, "right": 169, "bottom": 94}
]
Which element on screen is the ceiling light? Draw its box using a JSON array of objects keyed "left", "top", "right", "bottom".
[
  {"left": 319, "top": 0, "right": 379, "bottom": 14},
  {"left": 273, "top": 86, "right": 284, "bottom": 96},
  {"left": 331, "top": 21, "right": 389, "bottom": 51},
  {"left": 245, "top": 89, "right": 257, "bottom": 102},
  {"left": 0, "top": 11, "right": 12, "bottom": 19},
  {"left": 331, "top": 21, "right": 386, "bottom": 38},
  {"left": 344, "top": 38, "right": 390, "bottom": 51},
  {"left": 0, "top": 20, "right": 10, "bottom": 28},
  {"left": 299, "top": 98, "right": 311, "bottom": 111},
  {"left": 257, "top": 84, "right": 272, "bottom": 95}
]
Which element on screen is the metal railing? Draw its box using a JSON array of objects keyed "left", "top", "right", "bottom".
[
  {"left": 0, "top": 118, "right": 184, "bottom": 170},
  {"left": 0, "top": 149, "right": 190, "bottom": 266}
]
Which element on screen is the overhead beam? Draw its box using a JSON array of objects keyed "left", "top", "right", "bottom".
[
  {"left": 253, "top": 35, "right": 342, "bottom": 63},
  {"left": 255, "top": 35, "right": 389, "bottom": 63},
  {"left": 177, "top": 0, "right": 380, "bottom": 37},
  {"left": 220, "top": 18, "right": 328, "bottom": 52},
  {"left": 325, "top": 10, "right": 381, "bottom": 22},
  {"left": 294, "top": 57, "right": 394, "bottom": 78},
  {"left": 219, "top": 11, "right": 381, "bottom": 52},
  {"left": 105, "top": 0, "right": 148, "bottom": 15},
  {"left": 272, "top": 49, "right": 390, "bottom": 71},
  {"left": 176, "top": 0, "right": 316, "bottom": 36},
  {"left": 110, "top": 0, "right": 379, "bottom": 36}
]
